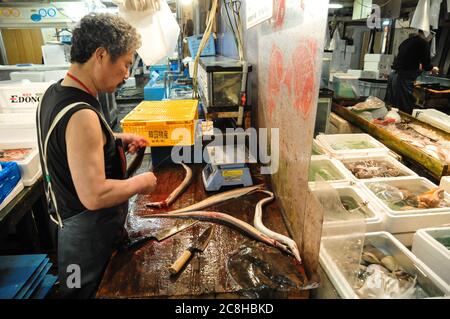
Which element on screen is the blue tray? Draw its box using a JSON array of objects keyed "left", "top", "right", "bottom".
[
  {"left": 0, "top": 254, "right": 47, "bottom": 299},
  {"left": 31, "top": 275, "right": 57, "bottom": 299}
]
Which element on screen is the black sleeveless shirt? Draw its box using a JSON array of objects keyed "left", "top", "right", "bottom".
[{"left": 37, "top": 80, "right": 124, "bottom": 220}]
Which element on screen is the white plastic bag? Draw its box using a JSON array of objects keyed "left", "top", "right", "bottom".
[
  {"left": 410, "top": 0, "right": 431, "bottom": 36},
  {"left": 119, "top": 0, "right": 180, "bottom": 66}
]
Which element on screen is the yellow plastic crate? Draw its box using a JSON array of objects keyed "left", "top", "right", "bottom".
[{"left": 120, "top": 99, "right": 199, "bottom": 146}]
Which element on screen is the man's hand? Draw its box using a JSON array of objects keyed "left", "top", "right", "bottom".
[
  {"left": 137, "top": 172, "right": 157, "bottom": 195},
  {"left": 116, "top": 133, "right": 148, "bottom": 154}
]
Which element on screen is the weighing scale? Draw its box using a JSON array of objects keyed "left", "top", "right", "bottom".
[{"left": 202, "top": 144, "right": 256, "bottom": 191}]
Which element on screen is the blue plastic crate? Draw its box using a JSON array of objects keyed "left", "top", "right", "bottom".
[
  {"left": 149, "top": 64, "right": 169, "bottom": 75},
  {"left": 187, "top": 34, "right": 216, "bottom": 57},
  {"left": 144, "top": 82, "right": 165, "bottom": 101},
  {"left": 0, "top": 162, "right": 21, "bottom": 204}
]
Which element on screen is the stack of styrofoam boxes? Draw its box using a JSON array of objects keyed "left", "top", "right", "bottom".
[
  {"left": 412, "top": 227, "right": 450, "bottom": 291},
  {"left": 361, "top": 177, "right": 450, "bottom": 246},
  {"left": 363, "top": 54, "right": 394, "bottom": 78},
  {"left": 0, "top": 112, "right": 41, "bottom": 187},
  {"left": 0, "top": 80, "right": 53, "bottom": 113},
  {"left": 320, "top": 231, "right": 450, "bottom": 298},
  {"left": 313, "top": 134, "right": 394, "bottom": 233}
]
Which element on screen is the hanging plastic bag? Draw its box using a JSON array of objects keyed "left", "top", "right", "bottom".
[
  {"left": 118, "top": 0, "right": 180, "bottom": 66},
  {"left": 410, "top": 0, "right": 431, "bottom": 36}
]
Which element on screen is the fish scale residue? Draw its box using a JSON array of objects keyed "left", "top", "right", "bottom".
[{"left": 226, "top": 242, "right": 305, "bottom": 298}]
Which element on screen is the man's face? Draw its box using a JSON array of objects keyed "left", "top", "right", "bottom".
[{"left": 96, "top": 50, "right": 133, "bottom": 93}]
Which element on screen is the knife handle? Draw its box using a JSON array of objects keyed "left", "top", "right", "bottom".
[{"left": 169, "top": 250, "right": 192, "bottom": 275}]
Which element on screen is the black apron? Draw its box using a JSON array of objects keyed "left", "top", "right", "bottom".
[
  {"left": 385, "top": 70, "right": 419, "bottom": 114},
  {"left": 37, "top": 101, "right": 128, "bottom": 299}
]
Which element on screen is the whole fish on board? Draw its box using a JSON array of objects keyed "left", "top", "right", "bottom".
[
  {"left": 145, "top": 210, "right": 295, "bottom": 258},
  {"left": 144, "top": 184, "right": 265, "bottom": 214},
  {"left": 254, "top": 190, "right": 302, "bottom": 263}
]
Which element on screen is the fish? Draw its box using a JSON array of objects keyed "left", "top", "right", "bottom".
[
  {"left": 145, "top": 210, "right": 293, "bottom": 257},
  {"left": 144, "top": 184, "right": 265, "bottom": 214},
  {"left": 254, "top": 190, "right": 301, "bottom": 263},
  {"left": 146, "top": 162, "right": 193, "bottom": 208}
]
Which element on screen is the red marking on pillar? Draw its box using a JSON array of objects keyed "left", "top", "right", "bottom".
[
  {"left": 283, "top": 39, "right": 318, "bottom": 119},
  {"left": 267, "top": 44, "right": 284, "bottom": 117},
  {"left": 274, "top": 0, "right": 286, "bottom": 30}
]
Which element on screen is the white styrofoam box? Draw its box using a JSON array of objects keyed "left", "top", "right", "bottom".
[
  {"left": 316, "top": 133, "right": 390, "bottom": 158},
  {"left": 311, "top": 183, "right": 385, "bottom": 232},
  {"left": 0, "top": 81, "right": 52, "bottom": 110},
  {"left": 0, "top": 179, "right": 24, "bottom": 211},
  {"left": 412, "top": 227, "right": 450, "bottom": 287},
  {"left": 440, "top": 177, "right": 450, "bottom": 194},
  {"left": 364, "top": 54, "right": 394, "bottom": 63},
  {"left": 347, "top": 69, "right": 364, "bottom": 77},
  {"left": 320, "top": 231, "right": 450, "bottom": 298},
  {"left": 10, "top": 71, "right": 45, "bottom": 82},
  {"left": 122, "top": 77, "right": 136, "bottom": 88},
  {"left": 360, "top": 70, "right": 379, "bottom": 79},
  {"left": 392, "top": 232, "right": 415, "bottom": 247},
  {"left": 364, "top": 61, "right": 391, "bottom": 72},
  {"left": 44, "top": 70, "right": 67, "bottom": 82},
  {"left": 339, "top": 154, "right": 418, "bottom": 182},
  {"left": 0, "top": 113, "right": 37, "bottom": 144},
  {"left": 0, "top": 142, "right": 41, "bottom": 186},
  {"left": 308, "top": 157, "right": 354, "bottom": 186},
  {"left": 362, "top": 177, "right": 450, "bottom": 234},
  {"left": 311, "top": 139, "right": 329, "bottom": 157},
  {"left": 412, "top": 109, "right": 450, "bottom": 134}
]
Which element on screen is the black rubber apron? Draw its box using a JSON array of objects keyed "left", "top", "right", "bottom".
[
  {"left": 385, "top": 70, "right": 419, "bottom": 114},
  {"left": 37, "top": 101, "right": 128, "bottom": 299}
]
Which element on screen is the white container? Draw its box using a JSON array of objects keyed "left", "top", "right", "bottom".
[
  {"left": 320, "top": 231, "right": 450, "bottom": 298},
  {"left": 44, "top": 70, "right": 67, "bottom": 82},
  {"left": 412, "top": 109, "right": 450, "bottom": 134},
  {"left": 316, "top": 133, "right": 390, "bottom": 158},
  {"left": 0, "top": 179, "right": 24, "bottom": 211},
  {"left": 10, "top": 71, "right": 45, "bottom": 82},
  {"left": 311, "top": 184, "right": 385, "bottom": 232},
  {"left": 0, "top": 81, "right": 52, "bottom": 110},
  {"left": 440, "top": 176, "right": 450, "bottom": 194},
  {"left": 0, "top": 142, "right": 41, "bottom": 186},
  {"left": 0, "top": 113, "right": 37, "bottom": 144},
  {"left": 412, "top": 227, "right": 450, "bottom": 287},
  {"left": 362, "top": 177, "right": 450, "bottom": 234},
  {"left": 308, "top": 157, "right": 354, "bottom": 186},
  {"left": 339, "top": 154, "right": 417, "bottom": 182}
]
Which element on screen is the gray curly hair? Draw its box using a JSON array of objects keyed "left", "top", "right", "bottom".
[{"left": 70, "top": 13, "right": 141, "bottom": 64}]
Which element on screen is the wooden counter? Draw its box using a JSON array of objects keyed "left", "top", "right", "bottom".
[{"left": 97, "top": 164, "right": 310, "bottom": 299}]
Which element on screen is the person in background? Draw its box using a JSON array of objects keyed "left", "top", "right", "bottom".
[
  {"left": 385, "top": 29, "right": 439, "bottom": 114},
  {"left": 36, "top": 13, "right": 157, "bottom": 298}
]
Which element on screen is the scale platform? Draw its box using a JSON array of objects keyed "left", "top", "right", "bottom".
[{"left": 202, "top": 145, "right": 256, "bottom": 191}]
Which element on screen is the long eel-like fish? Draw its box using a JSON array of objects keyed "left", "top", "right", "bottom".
[
  {"left": 254, "top": 190, "right": 302, "bottom": 263},
  {"left": 145, "top": 184, "right": 264, "bottom": 213},
  {"left": 146, "top": 162, "right": 193, "bottom": 208},
  {"left": 146, "top": 210, "right": 293, "bottom": 256}
]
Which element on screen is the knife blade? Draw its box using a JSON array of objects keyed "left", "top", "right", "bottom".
[
  {"left": 124, "top": 219, "right": 198, "bottom": 249},
  {"left": 169, "top": 225, "right": 215, "bottom": 275}
]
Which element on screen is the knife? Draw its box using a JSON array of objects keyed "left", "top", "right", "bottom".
[
  {"left": 123, "top": 219, "right": 198, "bottom": 249},
  {"left": 169, "top": 225, "right": 215, "bottom": 275}
]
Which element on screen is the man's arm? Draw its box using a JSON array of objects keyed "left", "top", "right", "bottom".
[
  {"left": 66, "top": 109, "right": 156, "bottom": 211},
  {"left": 420, "top": 38, "right": 433, "bottom": 72}
]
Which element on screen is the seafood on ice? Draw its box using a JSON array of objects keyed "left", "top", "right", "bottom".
[{"left": 344, "top": 159, "right": 406, "bottom": 179}]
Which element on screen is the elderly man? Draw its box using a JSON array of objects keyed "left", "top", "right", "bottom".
[{"left": 36, "top": 13, "right": 157, "bottom": 298}]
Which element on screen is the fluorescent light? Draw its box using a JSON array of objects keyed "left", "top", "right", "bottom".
[{"left": 329, "top": 3, "right": 343, "bottom": 9}]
